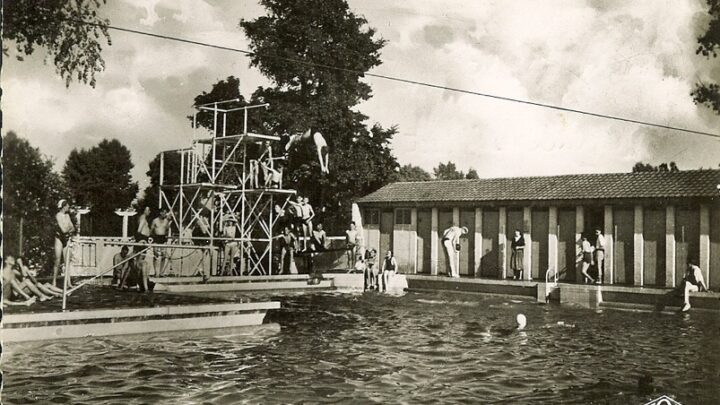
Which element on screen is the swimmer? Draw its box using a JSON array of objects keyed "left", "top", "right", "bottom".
[{"left": 516, "top": 313, "right": 527, "bottom": 330}]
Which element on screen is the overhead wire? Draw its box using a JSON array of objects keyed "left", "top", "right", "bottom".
[{"left": 65, "top": 18, "right": 720, "bottom": 140}]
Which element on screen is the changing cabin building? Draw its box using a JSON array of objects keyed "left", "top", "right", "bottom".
[{"left": 356, "top": 170, "right": 720, "bottom": 290}]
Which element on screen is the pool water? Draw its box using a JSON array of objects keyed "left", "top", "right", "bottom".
[{"left": 3, "top": 290, "right": 719, "bottom": 404}]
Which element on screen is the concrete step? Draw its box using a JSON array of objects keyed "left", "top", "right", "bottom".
[{"left": 151, "top": 275, "right": 310, "bottom": 284}]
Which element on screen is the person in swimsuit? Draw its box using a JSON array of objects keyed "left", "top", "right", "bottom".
[
  {"left": 136, "top": 206, "right": 151, "bottom": 242},
  {"left": 680, "top": 259, "right": 709, "bottom": 311},
  {"left": 16, "top": 257, "right": 64, "bottom": 296},
  {"left": 311, "top": 223, "right": 327, "bottom": 252},
  {"left": 275, "top": 226, "right": 298, "bottom": 274},
  {"left": 441, "top": 226, "right": 468, "bottom": 278},
  {"left": 112, "top": 246, "right": 132, "bottom": 288},
  {"left": 346, "top": 222, "right": 359, "bottom": 269},
  {"left": 594, "top": 228, "right": 606, "bottom": 284},
  {"left": 3, "top": 256, "right": 38, "bottom": 306},
  {"left": 380, "top": 250, "right": 398, "bottom": 292},
  {"left": 364, "top": 248, "right": 378, "bottom": 291},
  {"left": 580, "top": 234, "right": 595, "bottom": 283},
  {"left": 284, "top": 129, "right": 330, "bottom": 174},
  {"left": 53, "top": 199, "right": 76, "bottom": 288},
  {"left": 288, "top": 195, "right": 306, "bottom": 239},
  {"left": 150, "top": 209, "right": 170, "bottom": 276},
  {"left": 222, "top": 217, "right": 239, "bottom": 275},
  {"left": 510, "top": 229, "right": 525, "bottom": 280},
  {"left": 301, "top": 197, "right": 315, "bottom": 250}
]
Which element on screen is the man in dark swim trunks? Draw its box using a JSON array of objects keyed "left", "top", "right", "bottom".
[
  {"left": 53, "top": 199, "right": 76, "bottom": 288},
  {"left": 150, "top": 209, "right": 170, "bottom": 276}
]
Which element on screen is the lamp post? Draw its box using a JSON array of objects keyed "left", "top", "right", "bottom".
[{"left": 115, "top": 209, "right": 137, "bottom": 239}]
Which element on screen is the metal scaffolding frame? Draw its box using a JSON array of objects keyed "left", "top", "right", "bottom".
[{"left": 158, "top": 101, "right": 295, "bottom": 276}]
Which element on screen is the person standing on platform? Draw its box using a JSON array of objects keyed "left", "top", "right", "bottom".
[
  {"left": 441, "top": 226, "right": 468, "bottom": 278},
  {"left": 301, "top": 197, "right": 316, "bottom": 250},
  {"left": 594, "top": 228, "right": 606, "bottom": 284},
  {"left": 276, "top": 226, "right": 298, "bottom": 274},
  {"left": 345, "top": 222, "right": 359, "bottom": 269},
  {"left": 580, "top": 234, "right": 595, "bottom": 283},
  {"left": 150, "top": 209, "right": 170, "bottom": 277},
  {"left": 221, "top": 217, "right": 239, "bottom": 275},
  {"left": 311, "top": 223, "right": 327, "bottom": 252},
  {"left": 136, "top": 206, "right": 151, "bottom": 242},
  {"left": 53, "top": 199, "right": 76, "bottom": 288},
  {"left": 510, "top": 229, "right": 525, "bottom": 280}
]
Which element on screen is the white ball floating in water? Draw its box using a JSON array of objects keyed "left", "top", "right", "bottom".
[{"left": 516, "top": 313, "right": 527, "bottom": 330}]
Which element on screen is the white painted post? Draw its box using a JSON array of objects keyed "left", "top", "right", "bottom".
[
  {"left": 604, "top": 206, "right": 614, "bottom": 285},
  {"left": 411, "top": 208, "right": 418, "bottom": 274},
  {"left": 498, "top": 207, "right": 507, "bottom": 279},
  {"left": 431, "top": 208, "right": 439, "bottom": 276},
  {"left": 634, "top": 205, "right": 644, "bottom": 286},
  {"left": 548, "top": 206, "right": 558, "bottom": 278},
  {"left": 575, "top": 206, "right": 584, "bottom": 282},
  {"left": 665, "top": 206, "right": 676, "bottom": 288},
  {"left": 523, "top": 207, "right": 532, "bottom": 281},
  {"left": 453, "top": 207, "right": 460, "bottom": 275},
  {"left": 474, "top": 208, "right": 483, "bottom": 277},
  {"left": 700, "top": 204, "right": 711, "bottom": 286}
]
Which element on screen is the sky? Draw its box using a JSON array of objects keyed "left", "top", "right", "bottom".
[{"left": 3, "top": 0, "right": 720, "bottom": 191}]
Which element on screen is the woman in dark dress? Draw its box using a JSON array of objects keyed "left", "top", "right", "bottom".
[{"left": 510, "top": 229, "right": 525, "bottom": 280}]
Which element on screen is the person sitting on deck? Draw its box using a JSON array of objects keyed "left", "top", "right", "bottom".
[
  {"left": 580, "top": 234, "right": 595, "bottom": 283},
  {"left": 3, "top": 256, "right": 38, "bottom": 306},
  {"left": 112, "top": 246, "right": 132, "bottom": 289},
  {"left": 275, "top": 226, "right": 298, "bottom": 275},
  {"left": 4, "top": 255, "right": 52, "bottom": 302},
  {"left": 680, "top": 259, "right": 709, "bottom": 312},
  {"left": 16, "top": 257, "right": 64, "bottom": 297},
  {"left": 364, "top": 248, "right": 378, "bottom": 291},
  {"left": 118, "top": 245, "right": 155, "bottom": 292},
  {"left": 380, "top": 250, "right": 398, "bottom": 292}
]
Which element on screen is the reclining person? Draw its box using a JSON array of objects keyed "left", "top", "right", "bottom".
[
  {"left": 3, "top": 255, "right": 48, "bottom": 303},
  {"left": 16, "top": 257, "right": 63, "bottom": 297}
]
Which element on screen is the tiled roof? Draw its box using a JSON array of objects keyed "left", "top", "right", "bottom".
[{"left": 357, "top": 170, "right": 720, "bottom": 204}]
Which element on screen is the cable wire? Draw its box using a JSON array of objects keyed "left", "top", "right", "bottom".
[{"left": 68, "top": 18, "right": 720, "bottom": 140}]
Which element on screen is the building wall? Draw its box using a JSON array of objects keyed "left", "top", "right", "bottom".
[
  {"left": 392, "top": 208, "right": 415, "bottom": 273},
  {"left": 437, "top": 209, "right": 454, "bottom": 276},
  {"left": 531, "top": 208, "right": 549, "bottom": 280},
  {"left": 480, "top": 209, "right": 499, "bottom": 277},
  {"left": 459, "top": 209, "right": 475, "bottom": 276},
  {"left": 675, "top": 207, "right": 700, "bottom": 286},
  {"left": 360, "top": 200, "right": 718, "bottom": 289},
  {"left": 416, "top": 209, "right": 432, "bottom": 274},
  {"left": 710, "top": 205, "right": 720, "bottom": 291},
  {"left": 557, "top": 208, "right": 576, "bottom": 282},
  {"left": 643, "top": 208, "right": 666, "bottom": 286}
]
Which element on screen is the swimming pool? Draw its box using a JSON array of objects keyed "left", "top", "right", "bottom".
[{"left": 3, "top": 290, "right": 718, "bottom": 404}]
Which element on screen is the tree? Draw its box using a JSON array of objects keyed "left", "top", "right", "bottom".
[
  {"left": 141, "top": 151, "right": 182, "bottom": 214},
  {"left": 390, "top": 164, "right": 433, "bottom": 182},
  {"left": 631, "top": 161, "right": 680, "bottom": 173},
  {"left": 63, "top": 139, "right": 138, "bottom": 236},
  {"left": 465, "top": 168, "right": 479, "bottom": 179},
  {"left": 227, "top": 0, "right": 398, "bottom": 231},
  {"left": 2, "top": 131, "right": 69, "bottom": 271},
  {"left": 692, "top": 0, "right": 720, "bottom": 114},
  {"left": 4, "top": 0, "right": 111, "bottom": 87},
  {"left": 433, "top": 161, "right": 465, "bottom": 180}
]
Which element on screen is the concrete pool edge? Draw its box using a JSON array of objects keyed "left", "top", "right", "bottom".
[
  {"left": 405, "top": 275, "right": 720, "bottom": 311},
  {"left": 1, "top": 301, "right": 281, "bottom": 342}
]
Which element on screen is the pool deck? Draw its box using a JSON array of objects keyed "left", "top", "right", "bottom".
[{"left": 405, "top": 275, "right": 720, "bottom": 311}]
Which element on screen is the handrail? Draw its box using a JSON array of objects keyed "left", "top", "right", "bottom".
[{"left": 62, "top": 237, "right": 152, "bottom": 311}]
